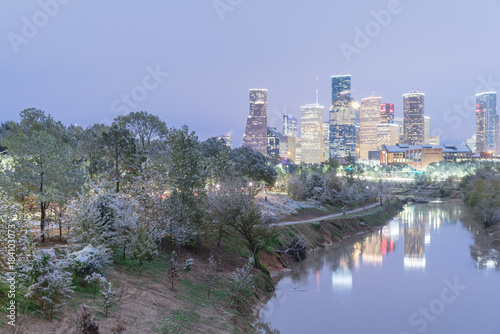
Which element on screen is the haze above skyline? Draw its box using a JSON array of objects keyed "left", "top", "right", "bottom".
[{"left": 2, "top": 0, "right": 500, "bottom": 145}]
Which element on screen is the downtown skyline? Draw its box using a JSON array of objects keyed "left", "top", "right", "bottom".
[{"left": 3, "top": 1, "right": 500, "bottom": 146}]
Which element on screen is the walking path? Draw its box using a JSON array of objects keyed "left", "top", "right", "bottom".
[{"left": 276, "top": 202, "right": 381, "bottom": 226}]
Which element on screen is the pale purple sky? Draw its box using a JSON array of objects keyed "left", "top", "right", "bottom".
[{"left": 2, "top": 0, "right": 500, "bottom": 145}]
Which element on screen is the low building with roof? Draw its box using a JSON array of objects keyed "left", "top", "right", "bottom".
[{"left": 380, "top": 143, "right": 472, "bottom": 169}]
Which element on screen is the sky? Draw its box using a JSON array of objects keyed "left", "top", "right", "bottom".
[{"left": 2, "top": 0, "right": 500, "bottom": 146}]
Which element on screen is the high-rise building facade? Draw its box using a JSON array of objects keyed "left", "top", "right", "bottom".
[
  {"left": 394, "top": 117, "right": 404, "bottom": 143},
  {"left": 381, "top": 103, "right": 394, "bottom": 124},
  {"left": 476, "top": 92, "right": 498, "bottom": 155},
  {"left": 403, "top": 92, "right": 425, "bottom": 145},
  {"left": 424, "top": 116, "right": 430, "bottom": 144},
  {"left": 329, "top": 94, "right": 357, "bottom": 158},
  {"left": 360, "top": 96, "right": 382, "bottom": 160},
  {"left": 476, "top": 100, "right": 487, "bottom": 153},
  {"left": 323, "top": 122, "right": 330, "bottom": 161},
  {"left": 282, "top": 114, "right": 298, "bottom": 137},
  {"left": 377, "top": 124, "right": 399, "bottom": 149},
  {"left": 242, "top": 89, "right": 268, "bottom": 155},
  {"left": 300, "top": 104, "right": 324, "bottom": 164},
  {"left": 267, "top": 127, "right": 281, "bottom": 157},
  {"left": 331, "top": 75, "right": 351, "bottom": 105}
]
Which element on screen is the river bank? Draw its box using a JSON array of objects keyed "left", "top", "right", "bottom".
[{"left": 252, "top": 199, "right": 405, "bottom": 330}]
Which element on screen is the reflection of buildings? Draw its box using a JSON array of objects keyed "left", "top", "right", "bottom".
[{"left": 401, "top": 207, "right": 426, "bottom": 271}]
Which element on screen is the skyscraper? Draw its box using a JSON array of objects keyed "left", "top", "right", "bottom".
[
  {"left": 300, "top": 104, "right": 324, "bottom": 164},
  {"left": 329, "top": 94, "right": 357, "bottom": 158},
  {"left": 360, "top": 96, "right": 381, "bottom": 160},
  {"left": 424, "top": 116, "right": 430, "bottom": 144},
  {"left": 476, "top": 92, "right": 498, "bottom": 155},
  {"left": 394, "top": 117, "right": 404, "bottom": 143},
  {"left": 381, "top": 103, "right": 394, "bottom": 124},
  {"left": 267, "top": 127, "right": 281, "bottom": 157},
  {"left": 242, "top": 89, "right": 268, "bottom": 155},
  {"left": 403, "top": 92, "right": 425, "bottom": 145},
  {"left": 331, "top": 75, "right": 351, "bottom": 105},
  {"left": 282, "top": 114, "right": 298, "bottom": 137},
  {"left": 377, "top": 124, "right": 399, "bottom": 149}
]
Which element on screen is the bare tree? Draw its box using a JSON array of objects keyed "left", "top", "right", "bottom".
[
  {"left": 75, "top": 305, "right": 99, "bottom": 334},
  {"left": 208, "top": 178, "right": 276, "bottom": 271}
]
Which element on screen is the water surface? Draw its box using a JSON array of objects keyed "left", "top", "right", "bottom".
[{"left": 257, "top": 202, "right": 500, "bottom": 334}]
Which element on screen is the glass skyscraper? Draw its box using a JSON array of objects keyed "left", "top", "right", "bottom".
[
  {"left": 331, "top": 75, "right": 351, "bottom": 105},
  {"left": 282, "top": 114, "right": 298, "bottom": 137},
  {"left": 403, "top": 92, "right": 425, "bottom": 145},
  {"left": 476, "top": 92, "right": 498, "bottom": 155},
  {"left": 329, "top": 94, "right": 357, "bottom": 158}
]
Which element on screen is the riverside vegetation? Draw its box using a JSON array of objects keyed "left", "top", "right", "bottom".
[{"left": 0, "top": 109, "right": 497, "bottom": 333}]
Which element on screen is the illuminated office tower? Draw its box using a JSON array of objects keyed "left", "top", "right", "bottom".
[
  {"left": 242, "top": 89, "right": 268, "bottom": 155},
  {"left": 300, "top": 104, "right": 324, "bottom": 164},
  {"left": 476, "top": 92, "right": 498, "bottom": 155},
  {"left": 381, "top": 103, "right": 394, "bottom": 124},
  {"left": 283, "top": 114, "right": 298, "bottom": 137},
  {"left": 377, "top": 124, "right": 399, "bottom": 149},
  {"left": 403, "top": 92, "right": 425, "bottom": 145},
  {"left": 360, "top": 96, "right": 382, "bottom": 160},
  {"left": 424, "top": 116, "right": 430, "bottom": 144},
  {"left": 331, "top": 75, "right": 351, "bottom": 104},
  {"left": 329, "top": 94, "right": 357, "bottom": 158}
]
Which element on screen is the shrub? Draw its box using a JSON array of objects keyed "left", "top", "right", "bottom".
[{"left": 68, "top": 245, "right": 112, "bottom": 284}]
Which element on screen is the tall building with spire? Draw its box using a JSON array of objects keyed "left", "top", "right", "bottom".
[
  {"left": 301, "top": 103, "right": 324, "bottom": 164},
  {"left": 403, "top": 92, "right": 425, "bottom": 145},
  {"left": 476, "top": 92, "right": 498, "bottom": 155},
  {"left": 242, "top": 89, "right": 268, "bottom": 155},
  {"left": 331, "top": 75, "right": 351, "bottom": 105},
  {"left": 360, "top": 96, "right": 381, "bottom": 160}
]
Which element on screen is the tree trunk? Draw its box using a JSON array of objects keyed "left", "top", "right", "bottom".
[
  {"left": 40, "top": 202, "right": 46, "bottom": 243},
  {"left": 217, "top": 225, "right": 223, "bottom": 247}
]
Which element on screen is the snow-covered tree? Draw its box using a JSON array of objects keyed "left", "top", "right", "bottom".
[
  {"left": 229, "top": 261, "right": 254, "bottom": 307},
  {"left": 22, "top": 249, "right": 73, "bottom": 319},
  {"left": 68, "top": 245, "right": 112, "bottom": 283},
  {"left": 0, "top": 187, "right": 31, "bottom": 272},
  {"left": 68, "top": 186, "right": 138, "bottom": 260},
  {"left": 97, "top": 276, "right": 115, "bottom": 317}
]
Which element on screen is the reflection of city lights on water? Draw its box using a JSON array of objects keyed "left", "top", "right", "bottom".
[
  {"left": 331, "top": 268, "right": 353, "bottom": 292},
  {"left": 404, "top": 256, "right": 426, "bottom": 271}
]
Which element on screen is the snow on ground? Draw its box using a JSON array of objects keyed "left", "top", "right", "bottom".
[{"left": 256, "top": 192, "right": 324, "bottom": 221}]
